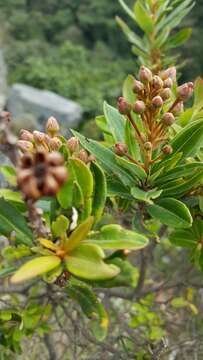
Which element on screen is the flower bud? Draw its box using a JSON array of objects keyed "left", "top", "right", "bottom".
[
  {"left": 67, "top": 137, "right": 80, "bottom": 153},
  {"left": 139, "top": 65, "right": 152, "bottom": 83},
  {"left": 20, "top": 129, "right": 34, "bottom": 142},
  {"left": 88, "top": 154, "right": 96, "bottom": 162},
  {"left": 133, "top": 100, "right": 146, "bottom": 114},
  {"left": 144, "top": 142, "right": 152, "bottom": 151},
  {"left": 46, "top": 116, "right": 60, "bottom": 136},
  {"left": 133, "top": 80, "right": 144, "bottom": 94},
  {"left": 161, "top": 66, "right": 176, "bottom": 81},
  {"left": 152, "top": 96, "right": 163, "bottom": 108},
  {"left": 172, "top": 101, "right": 184, "bottom": 116},
  {"left": 162, "top": 144, "right": 173, "bottom": 155},
  {"left": 163, "top": 78, "right": 173, "bottom": 88},
  {"left": 152, "top": 76, "right": 163, "bottom": 90},
  {"left": 162, "top": 112, "right": 175, "bottom": 126},
  {"left": 114, "top": 143, "right": 128, "bottom": 157},
  {"left": 117, "top": 97, "right": 131, "bottom": 115},
  {"left": 17, "top": 140, "right": 34, "bottom": 153},
  {"left": 160, "top": 88, "right": 172, "bottom": 101},
  {"left": 177, "top": 82, "right": 194, "bottom": 101},
  {"left": 33, "top": 130, "right": 47, "bottom": 144},
  {"left": 78, "top": 149, "right": 89, "bottom": 163},
  {"left": 49, "top": 137, "right": 62, "bottom": 151}
]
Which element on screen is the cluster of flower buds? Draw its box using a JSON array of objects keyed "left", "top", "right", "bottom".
[
  {"left": 17, "top": 151, "right": 68, "bottom": 200},
  {"left": 67, "top": 137, "right": 96, "bottom": 164},
  {"left": 17, "top": 116, "right": 62, "bottom": 154},
  {"left": 117, "top": 65, "right": 194, "bottom": 162}
]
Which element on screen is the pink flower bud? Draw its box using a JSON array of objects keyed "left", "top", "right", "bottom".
[
  {"left": 133, "top": 80, "right": 144, "bottom": 94},
  {"left": 20, "top": 129, "right": 34, "bottom": 142},
  {"left": 114, "top": 143, "right": 128, "bottom": 157},
  {"left": 67, "top": 137, "right": 80, "bottom": 153},
  {"left": 117, "top": 97, "right": 131, "bottom": 115},
  {"left": 163, "top": 78, "right": 173, "bottom": 88},
  {"left": 152, "top": 76, "right": 163, "bottom": 90},
  {"left": 172, "top": 101, "right": 184, "bottom": 116},
  {"left": 160, "top": 88, "right": 172, "bottom": 101},
  {"left": 152, "top": 96, "right": 163, "bottom": 108},
  {"left": 133, "top": 100, "right": 146, "bottom": 114},
  {"left": 162, "top": 112, "right": 175, "bottom": 126},
  {"left": 49, "top": 137, "right": 62, "bottom": 151},
  {"left": 33, "top": 130, "right": 47, "bottom": 144},
  {"left": 46, "top": 116, "right": 60, "bottom": 136},
  {"left": 177, "top": 82, "right": 194, "bottom": 101},
  {"left": 139, "top": 65, "right": 152, "bottom": 83},
  {"left": 17, "top": 140, "right": 34, "bottom": 153},
  {"left": 78, "top": 149, "right": 89, "bottom": 163},
  {"left": 161, "top": 66, "right": 176, "bottom": 81},
  {"left": 162, "top": 144, "right": 173, "bottom": 155}
]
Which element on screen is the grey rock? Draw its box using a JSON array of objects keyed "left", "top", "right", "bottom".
[{"left": 7, "top": 84, "right": 83, "bottom": 132}]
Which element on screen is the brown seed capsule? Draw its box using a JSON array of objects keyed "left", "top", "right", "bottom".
[
  {"left": 162, "top": 144, "right": 173, "bottom": 155},
  {"left": 177, "top": 82, "right": 194, "bottom": 101},
  {"left": 152, "top": 96, "right": 163, "bottom": 108},
  {"left": 172, "top": 101, "right": 184, "bottom": 116},
  {"left": 162, "top": 112, "right": 175, "bottom": 126},
  {"left": 117, "top": 97, "right": 131, "bottom": 115},
  {"left": 139, "top": 65, "right": 152, "bottom": 83},
  {"left": 152, "top": 75, "right": 163, "bottom": 90},
  {"left": 67, "top": 137, "right": 80, "bottom": 153},
  {"left": 133, "top": 100, "right": 146, "bottom": 114},
  {"left": 160, "top": 88, "right": 172, "bottom": 101},
  {"left": 49, "top": 137, "right": 62, "bottom": 151},
  {"left": 115, "top": 143, "right": 128, "bottom": 157},
  {"left": 133, "top": 79, "right": 144, "bottom": 94},
  {"left": 20, "top": 129, "right": 34, "bottom": 142},
  {"left": 46, "top": 116, "right": 60, "bottom": 137},
  {"left": 78, "top": 149, "right": 89, "bottom": 163},
  {"left": 163, "top": 78, "right": 173, "bottom": 88},
  {"left": 17, "top": 140, "right": 34, "bottom": 153},
  {"left": 17, "top": 151, "right": 67, "bottom": 201},
  {"left": 144, "top": 142, "right": 152, "bottom": 151}
]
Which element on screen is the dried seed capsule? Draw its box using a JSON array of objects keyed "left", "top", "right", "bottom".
[
  {"left": 139, "top": 65, "right": 152, "bottom": 83},
  {"left": 144, "top": 142, "right": 152, "bottom": 151},
  {"left": 117, "top": 97, "right": 131, "bottom": 115},
  {"left": 160, "top": 88, "right": 172, "bottom": 101},
  {"left": 152, "top": 96, "right": 163, "bottom": 108},
  {"left": 20, "top": 129, "right": 34, "bottom": 142},
  {"left": 67, "top": 137, "right": 80, "bottom": 153},
  {"left": 133, "top": 100, "right": 146, "bottom": 114},
  {"left": 162, "top": 144, "right": 173, "bottom": 155},
  {"left": 162, "top": 112, "right": 175, "bottom": 126},
  {"left": 114, "top": 143, "right": 128, "bottom": 157},
  {"left": 17, "top": 140, "right": 34, "bottom": 153},
  {"left": 46, "top": 116, "right": 60, "bottom": 136},
  {"left": 49, "top": 137, "right": 62, "bottom": 151},
  {"left": 133, "top": 79, "right": 144, "bottom": 94},
  {"left": 152, "top": 75, "right": 163, "bottom": 90},
  {"left": 177, "top": 82, "right": 194, "bottom": 101},
  {"left": 163, "top": 78, "right": 173, "bottom": 88}
]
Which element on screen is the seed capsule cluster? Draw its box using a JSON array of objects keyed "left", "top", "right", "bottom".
[
  {"left": 116, "top": 65, "right": 194, "bottom": 171},
  {"left": 17, "top": 151, "right": 67, "bottom": 200}
]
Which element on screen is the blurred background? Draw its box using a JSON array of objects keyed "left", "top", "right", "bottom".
[{"left": 0, "top": 0, "right": 202, "bottom": 136}]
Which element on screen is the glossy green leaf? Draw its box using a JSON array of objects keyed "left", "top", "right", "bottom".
[
  {"left": 166, "top": 28, "right": 192, "bottom": 48},
  {"left": 107, "top": 178, "right": 132, "bottom": 200},
  {"left": 11, "top": 256, "right": 61, "bottom": 283},
  {"left": 103, "top": 101, "right": 126, "bottom": 143},
  {"left": 86, "top": 224, "right": 148, "bottom": 250},
  {"left": 0, "top": 165, "right": 16, "bottom": 186},
  {"left": 194, "top": 77, "right": 203, "bottom": 111},
  {"left": 131, "top": 187, "right": 162, "bottom": 204},
  {"left": 169, "top": 229, "right": 198, "bottom": 248},
  {"left": 0, "top": 189, "right": 23, "bottom": 204},
  {"left": 65, "top": 216, "right": 94, "bottom": 252},
  {"left": 123, "top": 74, "right": 137, "bottom": 104},
  {"left": 0, "top": 266, "right": 16, "bottom": 278},
  {"left": 57, "top": 162, "right": 74, "bottom": 209},
  {"left": 134, "top": 0, "right": 154, "bottom": 34},
  {"left": 154, "top": 162, "right": 203, "bottom": 186},
  {"left": 118, "top": 0, "right": 136, "bottom": 20},
  {"left": 116, "top": 17, "right": 144, "bottom": 52},
  {"left": 147, "top": 198, "right": 192, "bottom": 228},
  {"left": 0, "top": 198, "right": 33, "bottom": 245},
  {"left": 91, "top": 162, "right": 107, "bottom": 224},
  {"left": 116, "top": 156, "right": 147, "bottom": 182},
  {"left": 66, "top": 243, "right": 120, "bottom": 280},
  {"left": 51, "top": 215, "right": 69, "bottom": 238},
  {"left": 70, "top": 158, "right": 93, "bottom": 199}
]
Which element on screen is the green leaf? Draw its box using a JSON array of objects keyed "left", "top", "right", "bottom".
[
  {"left": 91, "top": 162, "right": 107, "bottom": 224},
  {"left": 166, "top": 28, "right": 192, "bottom": 48},
  {"left": 65, "top": 216, "right": 94, "bottom": 252},
  {"left": 57, "top": 163, "right": 74, "bottom": 209},
  {"left": 51, "top": 215, "right": 69, "bottom": 238},
  {"left": 123, "top": 74, "right": 137, "bottom": 104},
  {"left": 67, "top": 278, "right": 109, "bottom": 341},
  {"left": 116, "top": 17, "right": 144, "bottom": 52},
  {"left": 118, "top": 0, "right": 136, "bottom": 21},
  {"left": 86, "top": 224, "right": 148, "bottom": 250},
  {"left": 107, "top": 178, "right": 132, "bottom": 200},
  {"left": 0, "top": 198, "right": 33, "bottom": 245},
  {"left": 0, "top": 189, "right": 23, "bottom": 204},
  {"left": 0, "top": 165, "right": 16, "bottom": 186},
  {"left": 11, "top": 256, "right": 61, "bottom": 283},
  {"left": 154, "top": 162, "right": 203, "bottom": 186},
  {"left": 116, "top": 157, "right": 147, "bottom": 182},
  {"left": 71, "top": 130, "right": 135, "bottom": 187},
  {"left": 194, "top": 77, "right": 203, "bottom": 111},
  {"left": 169, "top": 229, "right": 198, "bottom": 248},
  {"left": 131, "top": 187, "right": 162, "bottom": 204},
  {"left": 103, "top": 101, "right": 126, "bottom": 143},
  {"left": 147, "top": 198, "right": 192, "bottom": 228},
  {"left": 66, "top": 243, "right": 120, "bottom": 280},
  {"left": 0, "top": 266, "right": 16, "bottom": 278},
  {"left": 133, "top": 0, "right": 154, "bottom": 34}
]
